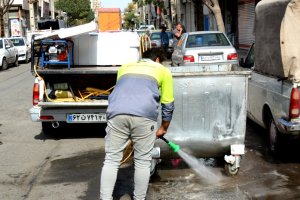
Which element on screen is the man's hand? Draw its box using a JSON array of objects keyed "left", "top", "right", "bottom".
[{"left": 156, "top": 121, "right": 171, "bottom": 138}]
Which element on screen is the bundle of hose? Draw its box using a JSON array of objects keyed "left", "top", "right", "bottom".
[
  {"left": 85, "top": 87, "right": 111, "bottom": 95},
  {"left": 55, "top": 90, "right": 73, "bottom": 98}
]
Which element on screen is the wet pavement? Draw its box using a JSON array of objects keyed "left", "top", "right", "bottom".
[{"left": 39, "top": 120, "right": 300, "bottom": 200}]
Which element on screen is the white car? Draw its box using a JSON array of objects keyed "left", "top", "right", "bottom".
[
  {"left": 171, "top": 31, "right": 238, "bottom": 66},
  {"left": 139, "top": 25, "right": 155, "bottom": 30},
  {"left": 0, "top": 38, "right": 18, "bottom": 70},
  {"left": 9, "top": 37, "right": 31, "bottom": 63}
]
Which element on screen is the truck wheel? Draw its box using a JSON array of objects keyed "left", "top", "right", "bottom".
[
  {"left": 224, "top": 163, "right": 239, "bottom": 176},
  {"left": 2, "top": 58, "right": 8, "bottom": 70},
  {"left": 268, "top": 118, "right": 281, "bottom": 153},
  {"left": 42, "top": 122, "right": 54, "bottom": 135}
]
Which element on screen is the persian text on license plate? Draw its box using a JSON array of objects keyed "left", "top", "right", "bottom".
[
  {"left": 200, "top": 55, "right": 221, "bottom": 61},
  {"left": 67, "top": 113, "right": 107, "bottom": 123}
]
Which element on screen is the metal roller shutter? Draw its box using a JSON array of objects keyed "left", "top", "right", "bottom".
[{"left": 238, "top": 0, "right": 255, "bottom": 49}]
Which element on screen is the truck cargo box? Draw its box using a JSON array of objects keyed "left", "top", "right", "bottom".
[{"left": 255, "top": 0, "right": 300, "bottom": 81}]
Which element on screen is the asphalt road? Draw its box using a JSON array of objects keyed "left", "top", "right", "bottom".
[{"left": 1, "top": 62, "right": 300, "bottom": 200}]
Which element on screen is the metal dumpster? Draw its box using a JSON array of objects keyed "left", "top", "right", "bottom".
[{"left": 155, "top": 64, "right": 251, "bottom": 175}]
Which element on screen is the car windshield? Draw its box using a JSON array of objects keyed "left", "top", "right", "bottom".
[
  {"left": 185, "top": 33, "right": 230, "bottom": 48},
  {"left": 136, "top": 30, "right": 149, "bottom": 36},
  {"left": 0, "top": 40, "right": 3, "bottom": 49},
  {"left": 150, "top": 33, "right": 161, "bottom": 40},
  {"left": 10, "top": 38, "right": 25, "bottom": 46},
  {"left": 139, "top": 26, "right": 149, "bottom": 30}
]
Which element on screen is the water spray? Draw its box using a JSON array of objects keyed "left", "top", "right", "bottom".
[
  {"left": 160, "top": 136, "right": 223, "bottom": 183},
  {"left": 160, "top": 136, "right": 180, "bottom": 153}
]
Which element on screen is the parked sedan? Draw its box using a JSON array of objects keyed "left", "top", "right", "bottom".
[
  {"left": 149, "top": 30, "right": 174, "bottom": 56},
  {"left": 171, "top": 31, "right": 238, "bottom": 66},
  {"left": 9, "top": 37, "right": 31, "bottom": 63},
  {"left": 0, "top": 38, "right": 18, "bottom": 70}
]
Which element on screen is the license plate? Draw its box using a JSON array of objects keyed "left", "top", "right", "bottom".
[
  {"left": 67, "top": 113, "right": 107, "bottom": 123},
  {"left": 200, "top": 55, "right": 221, "bottom": 61}
]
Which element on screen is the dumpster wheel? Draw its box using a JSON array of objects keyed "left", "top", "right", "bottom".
[{"left": 224, "top": 163, "right": 239, "bottom": 176}]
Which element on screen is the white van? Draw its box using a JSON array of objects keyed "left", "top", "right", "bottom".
[{"left": 9, "top": 37, "right": 31, "bottom": 63}]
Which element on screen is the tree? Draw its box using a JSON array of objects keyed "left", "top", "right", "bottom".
[
  {"left": 55, "top": 0, "right": 94, "bottom": 26},
  {"left": 0, "top": 0, "right": 14, "bottom": 36},
  {"left": 123, "top": 3, "right": 140, "bottom": 30},
  {"left": 201, "top": 0, "right": 225, "bottom": 32}
]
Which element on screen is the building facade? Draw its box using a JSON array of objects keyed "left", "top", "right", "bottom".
[
  {"left": 4, "top": 0, "right": 57, "bottom": 37},
  {"left": 134, "top": 0, "right": 259, "bottom": 49}
]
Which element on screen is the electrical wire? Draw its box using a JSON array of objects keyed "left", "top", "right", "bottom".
[{"left": 120, "top": 140, "right": 134, "bottom": 166}]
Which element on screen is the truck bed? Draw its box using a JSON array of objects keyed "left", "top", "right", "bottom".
[{"left": 33, "top": 66, "right": 120, "bottom": 75}]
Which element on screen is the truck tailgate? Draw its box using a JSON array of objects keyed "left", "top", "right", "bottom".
[{"left": 38, "top": 101, "right": 108, "bottom": 108}]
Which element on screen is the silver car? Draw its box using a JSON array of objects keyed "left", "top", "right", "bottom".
[
  {"left": 0, "top": 38, "right": 19, "bottom": 70},
  {"left": 171, "top": 31, "right": 238, "bottom": 66}
]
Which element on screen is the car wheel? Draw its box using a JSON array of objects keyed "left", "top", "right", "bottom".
[
  {"left": 1, "top": 58, "right": 8, "bottom": 70},
  {"left": 25, "top": 53, "right": 29, "bottom": 63},
  {"left": 268, "top": 118, "right": 281, "bottom": 153},
  {"left": 14, "top": 56, "right": 19, "bottom": 66}
]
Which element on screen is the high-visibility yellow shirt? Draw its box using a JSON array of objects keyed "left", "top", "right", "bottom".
[{"left": 107, "top": 60, "right": 175, "bottom": 121}]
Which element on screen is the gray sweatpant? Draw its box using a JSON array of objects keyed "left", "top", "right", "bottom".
[{"left": 100, "top": 115, "right": 157, "bottom": 200}]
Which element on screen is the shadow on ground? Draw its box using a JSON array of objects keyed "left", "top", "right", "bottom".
[{"left": 34, "top": 123, "right": 107, "bottom": 140}]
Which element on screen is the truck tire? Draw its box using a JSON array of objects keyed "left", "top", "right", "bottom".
[
  {"left": 42, "top": 122, "right": 54, "bottom": 135},
  {"left": 2, "top": 58, "right": 8, "bottom": 70},
  {"left": 268, "top": 118, "right": 281, "bottom": 153}
]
